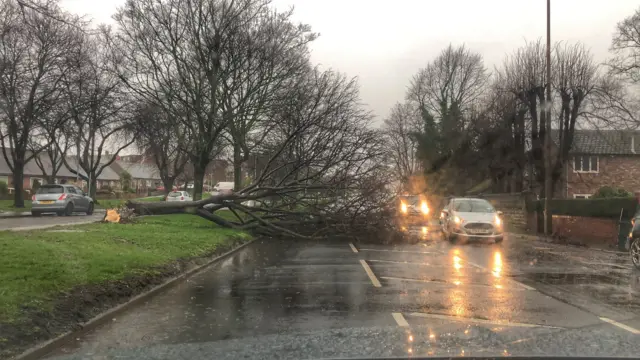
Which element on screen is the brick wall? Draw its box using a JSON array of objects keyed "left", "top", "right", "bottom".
[
  {"left": 565, "top": 155, "right": 640, "bottom": 198},
  {"left": 526, "top": 213, "right": 619, "bottom": 248},
  {"left": 478, "top": 192, "right": 532, "bottom": 231}
]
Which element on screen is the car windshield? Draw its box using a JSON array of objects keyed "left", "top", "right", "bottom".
[
  {"left": 453, "top": 199, "right": 495, "bottom": 213},
  {"left": 168, "top": 192, "right": 181, "bottom": 197},
  {"left": 36, "top": 185, "right": 64, "bottom": 194},
  {"left": 399, "top": 195, "right": 420, "bottom": 205}
]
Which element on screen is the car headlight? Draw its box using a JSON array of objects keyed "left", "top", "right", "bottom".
[
  {"left": 454, "top": 216, "right": 461, "bottom": 224},
  {"left": 421, "top": 202, "right": 429, "bottom": 214},
  {"left": 401, "top": 202, "right": 407, "bottom": 213},
  {"left": 495, "top": 215, "right": 502, "bottom": 227}
]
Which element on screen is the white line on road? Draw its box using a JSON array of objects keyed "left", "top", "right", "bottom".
[
  {"left": 349, "top": 243, "right": 359, "bottom": 253},
  {"left": 358, "top": 248, "right": 442, "bottom": 254},
  {"left": 380, "top": 276, "right": 530, "bottom": 291},
  {"left": 367, "top": 259, "right": 451, "bottom": 267},
  {"left": 600, "top": 317, "right": 640, "bottom": 334},
  {"left": 392, "top": 312, "right": 410, "bottom": 327},
  {"left": 359, "top": 259, "right": 381, "bottom": 287},
  {"left": 406, "top": 312, "right": 562, "bottom": 329}
]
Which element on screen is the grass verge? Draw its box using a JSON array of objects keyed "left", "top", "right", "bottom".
[
  {"left": 0, "top": 214, "right": 250, "bottom": 358},
  {"left": 0, "top": 196, "right": 165, "bottom": 213}
]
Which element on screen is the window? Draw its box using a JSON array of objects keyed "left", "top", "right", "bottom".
[
  {"left": 36, "top": 185, "right": 64, "bottom": 194},
  {"left": 66, "top": 187, "right": 77, "bottom": 194},
  {"left": 573, "top": 155, "right": 598, "bottom": 173},
  {"left": 573, "top": 194, "right": 592, "bottom": 199}
]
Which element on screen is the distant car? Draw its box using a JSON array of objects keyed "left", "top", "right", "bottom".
[
  {"left": 211, "top": 181, "right": 234, "bottom": 196},
  {"left": 395, "top": 194, "right": 431, "bottom": 231},
  {"left": 439, "top": 197, "right": 503, "bottom": 243},
  {"left": 31, "top": 184, "right": 94, "bottom": 216},
  {"left": 166, "top": 191, "right": 192, "bottom": 202}
]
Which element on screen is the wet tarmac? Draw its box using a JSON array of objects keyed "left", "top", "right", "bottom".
[{"left": 45, "top": 227, "right": 640, "bottom": 359}]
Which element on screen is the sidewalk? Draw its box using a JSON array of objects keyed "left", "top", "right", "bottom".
[{"left": 0, "top": 208, "right": 106, "bottom": 219}]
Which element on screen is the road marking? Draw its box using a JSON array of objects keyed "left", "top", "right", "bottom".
[
  {"left": 467, "top": 260, "right": 535, "bottom": 291},
  {"left": 600, "top": 317, "right": 640, "bottom": 334},
  {"left": 359, "top": 259, "right": 381, "bottom": 287},
  {"left": 367, "top": 259, "right": 450, "bottom": 267},
  {"left": 380, "top": 276, "right": 530, "bottom": 290},
  {"left": 406, "top": 312, "right": 561, "bottom": 329},
  {"left": 349, "top": 243, "right": 358, "bottom": 253},
  {"left": 392, "top": 312, "right": 410, "bottom": 327},
  {"left": 358, "top": 248, "right": 442, "bottom": 254}
]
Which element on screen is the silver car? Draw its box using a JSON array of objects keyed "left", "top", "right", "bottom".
[
  {"left": 31, "top": 184, "right": 94, "bottom": 216},
  {"left": 166, "top": 191, "right": 192, "bottom": 202},
  {"left": 439, "top": 197, "right": 504, "bottom": 243}
]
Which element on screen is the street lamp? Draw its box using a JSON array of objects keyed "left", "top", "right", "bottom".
[{"left": 543, "top": 0, "right": 552, "bottom": 235}]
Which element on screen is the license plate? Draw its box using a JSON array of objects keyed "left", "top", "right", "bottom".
[
  {"left": 40, "top": 200, "right": 54, "bottom": 204},
  {"left": 468, "top": 229, "right": 491, "bottom": 234}
]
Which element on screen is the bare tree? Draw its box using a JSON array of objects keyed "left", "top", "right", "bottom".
[
  {"left": 407, "top": 44, "right": 490, "bottom": 120},
  {"left": 110, "top": 0, "right": 292, "bottom": 200},
  {"left": 381, "top": 102, "right": 422, "bottom": 190},
  {"left": 609, "top": 6, "right": 640, "bottom": 83},
  {"left": 0, "top": 0, "right": 78, "bottom": 207},
  {"left": 222, "top": 6, "right": 316, "bottom": 191},
  {"left": 58, "top": 30, "right": 135, "bottom": 199},
  {"left": 133, "top": 102, "right": 190, "bottom": 195}
]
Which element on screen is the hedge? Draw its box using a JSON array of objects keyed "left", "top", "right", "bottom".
[{"left": 526, "top": 197, "right": 638, "bottom": 220}]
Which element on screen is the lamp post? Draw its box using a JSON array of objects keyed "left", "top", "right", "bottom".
[{"left": 543, "top": 0, "right": 552, "bottom": 235}]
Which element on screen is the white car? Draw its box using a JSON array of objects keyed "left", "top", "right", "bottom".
[
  {"left": 166, "top": 191, "right": 192, "bottom": 202},
  {"left": 439, "top": 197, "right": 504, "bottom": 243}
]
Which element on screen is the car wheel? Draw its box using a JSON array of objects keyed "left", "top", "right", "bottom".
[
  {"left": 631, "top": 237, "right": 640, "bottom": 270},
  {"left": 64, "top": 203, "right": 74, "bottom": 216},
  {"left": 31, "top": 211, "right": 41, "bottom": 217},
  {"left": 86, "top": 203, "right": 94, "bottom": 215},
  {"left": 495, "top": 236, "right": 504, "bottom": 244}
]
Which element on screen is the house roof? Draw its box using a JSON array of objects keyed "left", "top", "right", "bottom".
[
  {"left": 551, "top": 129, "right": 640, "bottom": 155},
  {"left": 115, "top": 161, "right": 160, "bottom": 180},
  {"left": 0, "top": 151, "right": 121, "bottom": 180}
]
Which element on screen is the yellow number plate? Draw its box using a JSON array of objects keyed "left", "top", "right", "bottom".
[{"left": 40, "top": 200, "right": 54, "bottom": 204}]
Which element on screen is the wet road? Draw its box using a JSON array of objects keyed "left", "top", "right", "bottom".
[
  {"left": 46, "top": 230, "right": 640, "bottom": 359},
  {"left": 0, "top": 213, "right": 103, "bottom": 231}
]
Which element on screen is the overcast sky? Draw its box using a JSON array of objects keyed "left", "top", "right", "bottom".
[{"left": 60, "top": 0, "right": 640, "bottom": 124}]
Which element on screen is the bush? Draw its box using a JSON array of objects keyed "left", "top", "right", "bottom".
[
  {"left": 592, "top": 186, "right": 632, "bottom": 198},
  {"left": 0, "top": 181, "right": 8, "bottom": 196},
  {"left": 528, "top": 197, "right": 637, "bottom": 220}
]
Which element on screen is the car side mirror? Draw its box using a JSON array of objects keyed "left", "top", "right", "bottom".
[{"left": 497, "top": 211, "right": 503, "bottom": 216}]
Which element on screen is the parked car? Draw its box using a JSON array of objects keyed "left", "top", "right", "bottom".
[
  {"left": 31, "top": 184, "right": 94, "bottom": 216},
  {"left": 211, "top": 181, "right": 234, "bottom": 195},
  {"left": 166, "top": 191, "right": 192, "bottom": 202},
  {"left": 395, "top": 194, "right": 431, "bottom": 230},
  {"left": 439, "top": 197, "right": 503, "bottom": 243}
]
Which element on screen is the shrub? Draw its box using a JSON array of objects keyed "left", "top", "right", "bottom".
[
  {"left": 592, "top": 186, "right": 632, "bottom": 198},
  {"left": 529, "top": 197, "right": 637, "bottom": 220},
  {"left": 0, "top": 181, "right": 8, "bottom": 196}
]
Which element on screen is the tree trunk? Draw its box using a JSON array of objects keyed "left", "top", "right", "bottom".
[
  {"left": 162, "top": 178, "right": 174, "bottom": 196},
  {"left": 89, "top": 176, "right": 98, "bottom": 200},
  {"left": 13, "top": 165, "right": 25, "bottom": 208},
  {"left": 233, "top": 142, "right": 243, "bottom": 191},
  {"left": 46, "top": 175, "right": 56, "bottom": 184},
  {"left": 193, "top": 164, "right": 206, "bottom": 200}
]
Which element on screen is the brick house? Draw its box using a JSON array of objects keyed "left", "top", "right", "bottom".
[{"left": 554, "top": 129, "right": 640, "bottom": 199}]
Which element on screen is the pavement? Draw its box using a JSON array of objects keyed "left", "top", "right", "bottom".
[
  {"left": 0, "top": 213, "right": 104, "bottom": 231},
  {"left": 40, "top": 227, "right": 640, "bottom": 359}
]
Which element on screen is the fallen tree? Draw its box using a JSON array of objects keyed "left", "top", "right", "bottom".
[{"left": 126, "top": 69, "right": 397, "bottom": 241}]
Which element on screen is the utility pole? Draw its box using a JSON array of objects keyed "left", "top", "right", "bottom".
[{"left": 544, "top": 0, "right": 552, "bottom": 235}]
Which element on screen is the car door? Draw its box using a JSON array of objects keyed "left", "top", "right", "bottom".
[
  {"left": 74, "top": 186, "right": 89, "bottom": 210},
  {"left": 67, "top": 187, "right": 85, "bottom": 211}
]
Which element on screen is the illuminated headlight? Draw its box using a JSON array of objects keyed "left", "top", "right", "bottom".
[
  {"left": 401, "top": 202, "right": 407, "bottom": 213},
  {"left": 495, "top": 215, "right": 502, "bottom": 227},
  {"left": 454, "top": 216, "right": 461, "bottom": 224},
  {"left": 421, "top": 202, "right": 429, "bottom": 214}
]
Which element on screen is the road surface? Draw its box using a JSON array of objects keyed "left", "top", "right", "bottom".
[
  {"left": 44, "top": 232, "right": 640, "bottom": 359},
  {"left": 0, "top": 213, "right": 103, "bottom": 231}
]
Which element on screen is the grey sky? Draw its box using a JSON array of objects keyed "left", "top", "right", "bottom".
[{"left": 60, "top": 0, "right": 640, "bottom": 124}]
